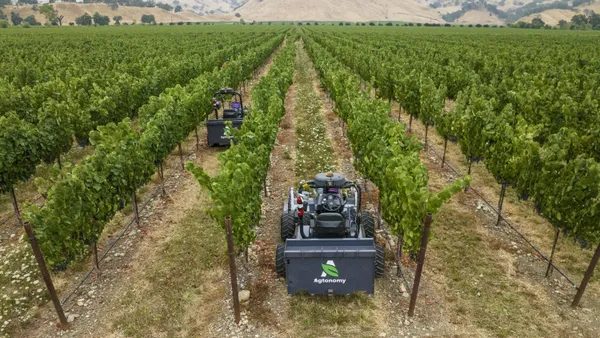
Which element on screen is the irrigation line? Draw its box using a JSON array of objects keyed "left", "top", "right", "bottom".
[{"left": 423, "top": 138, "right": 578, "bottom": 288}]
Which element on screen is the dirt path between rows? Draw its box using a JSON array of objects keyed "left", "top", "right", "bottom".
[
  {"left": 199, "top": 41, "right": 300, "bottom": 338},
  {"left": 207, "top": 41, "right": 473, "bottom": 338},
  {"left": 17, "top": 41, "right": 286, "bottom": 338}
]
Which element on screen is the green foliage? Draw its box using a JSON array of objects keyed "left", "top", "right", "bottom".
[
  {"left": 188, "top": 37, "right": 294, "bottom": 250},
  {"left": 75, "top": 13, "right": 92, "bottom": 26},
  {"left": 156, "top": 2, "right": 173, "bottom": 11},
  {"left": 39, "top": 4, "right": 57, "bottom": 23},
  {"left": 141, "top": 14, "right": 155, "bottom": 24},
  {"left": 0, "top": 19, "right": 8, "bottom": 28},
  {"left": 92, "top": 12, "right": 110, "bottom": 26},
  {"left": 305, "top": 26, "right": 600, "bottom": 244},
  {"left": 24, "top": 30, "right": 287, "bottom": 269},
  {"left": 0, "top": 28, "right": 281, "bottom": 207},
  {"left": 10, "top": 12, "right": 22, "bottom": 26},
  {"left": 0, "top": 114, "right": 39, "bottom": 194},
  {"left": 304, "top": 34, "right": 469, "bottom": 253},
  {"left": 23, "top": 15, "right": 39, "bottom": 26}
]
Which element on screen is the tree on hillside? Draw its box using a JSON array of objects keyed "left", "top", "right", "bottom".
[
  {"left": 32, "top": 4, "right": 38, "bottom": 13},
  {"left": 39, "top": 4, "right": 57, "bottom": 23},
  {"left": 11, "top": 12, "right": 23, "bottom": 25},
  {"left": 571, "top": 14, "right": 588, "bottom": 26},
  {"left": 174, "top": 5, "right": 182, "bottom": 13},
  {"left": 0, "top": 10, "right": 7, "bottom": 20},
  {"left": 558, "top": 19, "right": 568, "bottom": 29},
  {"left": 93, "top": 12, "right": 110, "bottom": 26},
  {"left": 589, "top": 11, "right": 600, "bottom": 29},
  {"left": 23, "top": 15, "right": 39, "bottom": 25},
  {"left": 531, "top": 17, "right": 545, "bottom": 29},
  {"left": 75, "top": 12, "right": 92, "bottom": 26},
  {"left": 141, "top": 14, "right": 155, "bottom": 24},
  {"left": 109, "top": 1, "right": 119, "bottom": 10},
  {"left": 113, "top": 15, "right": 122, "bottom": 24},
  {"left": 156, "top": 2, "right": 172, "bottom": 11},
  {"left": 0, "top": 0, "right": 11, "bottom": 7}
]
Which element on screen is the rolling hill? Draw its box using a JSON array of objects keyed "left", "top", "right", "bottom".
[
  {"left": 162, "top": 0, "right": 247, "bottom": 16},
  {"left": 456, "top": 9, "right": 504, "bottom": 25},
  {"left": 1, "top": 3, "right": 206, "bottom": 25},
  {"left": 2, "top": 0, "right": 598, "bottom": 25},
  {"left": 231, "top": 0, "right": 445, "bottom": 23}
]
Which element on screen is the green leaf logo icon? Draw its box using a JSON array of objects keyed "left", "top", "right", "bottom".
[{"left": 322, "top": 263, "right": 339, "bottom": 277}]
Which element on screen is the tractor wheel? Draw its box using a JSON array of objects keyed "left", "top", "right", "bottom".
[
  {"left": 303, "top": 214, "right": 311, "bottom": 226},
  {"left": 359, "top": 212, "right": 375, "bottom": 238},
  {"left": 280, "top": 213, "right": 296, "bottom": 241},
  {"left": 375, "top": 244, "right": 385, "bottom": 278},
  {"left": 276, "top": 243, "right": 286, "bottom": 277}
]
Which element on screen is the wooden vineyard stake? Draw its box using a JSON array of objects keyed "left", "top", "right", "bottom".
[
  {"left": 10, "top": 188, "right": 23, "bottom": 227},
  {"left": 396, "top": 235, "right": 404, "bottom": 277},
  {"left": 465, "top": 157, "right": 473, "bottom": 192},
  {"left": 408, "top": 213, "right": 432, "bottom": 317},
  {"left": 496, "top": 182, "right": 507, "bottom": 226},
  {"left": 23, "top": 222, "right": 69, "bottom": 330},
  {"left": 545, "top": 228, "right": 560, "bottom": 278},
  {"left": 178, "top": 143, "right": 184, "bottom": 170},
  {"left": 132, "top": 191, "right": 140, "bottom": 225},
  {"left": 441, "top": 138, "right": 448, "bottom": 168},
  {"left": 93, "top": 242, "right": 101, "bottom": 278},
  {"left": 225, "top": 216, "right": 241, "bottom": 324},
  {"left": 158, "top": 162, "right": 167, "bottom": 196},
  {"left": 572, "top": 242, "right": 600, "bottom": 308}
]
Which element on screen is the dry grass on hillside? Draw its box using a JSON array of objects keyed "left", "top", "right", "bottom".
[
  {"left": 519, "top": 9, "right": 577, "bottom": 26},
  {"left": 233, "top": 0, "right": 445, "bottom": 23},
  {"left": 1, "top": 3, "right": 205, "bottom": 25},
  {"left": 456, "top": 9, "right": 504, "bottom": 25}
]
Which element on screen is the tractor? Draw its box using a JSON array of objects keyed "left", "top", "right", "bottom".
[
  {"left": 275, "top": 172, "right": 384, "bottom": 295},
  {"left": 206, "top": 88, "right": 248, "bottom": 146}
]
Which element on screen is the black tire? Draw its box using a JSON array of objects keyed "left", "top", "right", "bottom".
[
  {"left": 280, "top": 213, "right": 296, "bottom": 241},
  {"left": 359, "top": 212, "right": 375, "bottom": 238},
  {"left": 375, "top": 244, "right": 385, "bottom": 278},
  {"left": 303, "top": 214, "right": 311, "bottom": 226},
  {"left": 276, "top": 243, "right": 286, "bottom": 277}
]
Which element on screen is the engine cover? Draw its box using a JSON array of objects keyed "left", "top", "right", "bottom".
[{"left": 314, "top": 172, "right": 346, "bottom": 188}]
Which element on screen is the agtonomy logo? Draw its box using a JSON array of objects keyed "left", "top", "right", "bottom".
[{"left": 314, "top": 260, "right": 346, "bottom": 284}]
